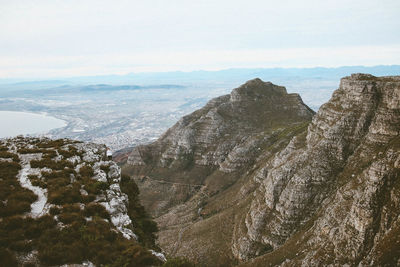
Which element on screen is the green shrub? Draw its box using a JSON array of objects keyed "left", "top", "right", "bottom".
[
  {"left": 42, "top": 149, "right": 57, "bottom": 159},
  {"left": 58, "top": 145, "right": 81, "bottom": 158},
  {"left": 48, "top": 185, "right": 82, "bottom": 205},
  {"left": 111, "top": 245, "right": 162, "bottom": 267},
  {"left": 0, "top": 199, "right": 33, "bottom": 217},
  {"left": 0, "top": 216, "right": 25, "bottom": 231},
  {"left": 120, "top": 173, "right": 158, "bottom": 248},
  {"left": 0, "top": 151, "right": 19, "bottom": 162},
  {"left": 0, "top": 205, "right": 160, "bottom": 267},
  {"left": 49, "top": 206, "right": 61, "bottom": 216},
  {"left": 163, "top": 257, "right": 195, "bottom": 267},
  {"left": 0, "top": 248, "right": 17, "bottom": 267},
  {"left": 17, "top": 148, "right": 42, "bottom": 154},
  {"left": 42, "top": 169, "right": 75, "bottom": 180},
  {"left": 58, "top": 212, "right": 85, "bottom": 225},
  {"left": 100, "top": 164, "right": 110, "bottom": 174},
  {"left": 84, "top": 180, "right": 109, "bottom": 195},
  {"left": 81, "top": 194, "right": 96, "bottom": 203},
  {"left": 37, "top": 139, "right": 66, "bottom": 148},
  {"left": 8, "top": 240, "right": 32, "bottom": 252},
  {"left": 36, "top": 218, "right": 155, "bottom": 266},
  {"left": 58, "top": 149, "right": 74, "bottom": 159},
  {"left": 8, "top": 190, "right": 38, "bottom": 203},
  {"left": 0, "top": 161, "right": 38, "bottom": 217},
  {"left": 0, "top": 162, "right": 21, "bottom": 180},
  {"left": 84, "top": 203, "right": 110, "bottom": 219},
  {"left": 47, "top": 177, "right": 70, "bottom": 189},
  {"left": 0, "top": 137, "right": 163, "bottom": 266},
  {"left": 30, "top": 158, "right": 73, "bottom": 170},
  {"left": 25, "top": 215, "right": 57, "bottom": 239},
  {"left": 79, "top": 165, "right": 94, "bottom": 178},
  {"left": 62, "top": 203, "right": 81, "bottom": 213},
  {"left": 28, "top": 175, "right": 47, "bottom": 188},
  {"left": 38, "top": 241, "right": 86, "bottom": 266},
  {"left": 41, "top": 170, "right": 57, "bottom": 179}
]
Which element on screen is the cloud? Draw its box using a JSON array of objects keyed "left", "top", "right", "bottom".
[
  {"left": 0, "top": 0, "right": 399, "bottom": 78},
  {"left": 1, "top": 45, "right": 399, "bottom": 78}
]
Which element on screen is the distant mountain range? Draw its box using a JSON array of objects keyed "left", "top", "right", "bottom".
[{"left": 1, "top": 65, "right": 399, "bottom": 86}]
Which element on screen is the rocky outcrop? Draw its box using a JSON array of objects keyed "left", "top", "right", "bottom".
[
  {"left": 126, "top": 78, "right": 314, "bottom": 217},
  {"left": 128, "top": 78, "right": 313, "bottom": 169},
  {"left": 0, "top": 137, "right": 162, "bottom": 266},
  {"left": 124, "top": 74, "right": 400, "bottom": 266},
  {"left": 124, "top": 78, "right": 315, "bottom": 265},
  {"left": 235, "top": 74, "right": 400, "bottom": 266}
]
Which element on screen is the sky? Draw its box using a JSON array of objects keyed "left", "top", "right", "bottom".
[{"left": 0, "top": 0, "right": 399, "bottom": 78}]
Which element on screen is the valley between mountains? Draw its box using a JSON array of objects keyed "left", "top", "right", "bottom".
[{"left": 123, "top": 74, "right": 400, "bottom": 266}]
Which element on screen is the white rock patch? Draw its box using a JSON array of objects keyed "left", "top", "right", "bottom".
[
  {"left": 60, "top": 260, "right": 95, "bottom": 267},
  {"left": 100, "top": 184, "right": 137, "bottom": 240},
  {"left": 17, "top": 155, "right": 49, "bottom": 218},
  {"left": 150, "top": 250, "right": 167, "bottom": 262},
  {"left": 95, "top": 165, "right": 137, "bottom": 240},
  {"left": 93, "top": 169, "right": 107, "bottom": 182}
]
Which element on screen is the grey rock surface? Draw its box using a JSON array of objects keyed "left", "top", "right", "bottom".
[{"left": 125, "top": 75, "right": 400, "bottom": 266}]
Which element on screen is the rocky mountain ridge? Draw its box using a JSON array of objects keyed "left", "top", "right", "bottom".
[
  {"left": 124, "top": 74, "right": 400, "bottom": 266},
  {"left": 126, "top": 78, "right": 314, "bottom": 217}
]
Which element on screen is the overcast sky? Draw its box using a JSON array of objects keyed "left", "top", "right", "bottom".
[{"left": 1, "top": 0, "right": 399, "bottom": 78}]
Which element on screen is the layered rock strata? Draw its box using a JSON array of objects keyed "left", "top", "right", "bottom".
[{"left": 125, "top": 74, "right": 400, "bottom": 266}]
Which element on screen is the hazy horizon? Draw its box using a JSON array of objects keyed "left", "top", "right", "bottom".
[
  {"left": 1, "top": 0, "right": 399, "bottom": 79},
  {"left": 1, "top": 64, "right": 399, "bottom": 83}
]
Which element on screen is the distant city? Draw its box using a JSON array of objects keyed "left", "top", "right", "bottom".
[{"left": 1, "top": 66, "right": 399, "bottom": 151}]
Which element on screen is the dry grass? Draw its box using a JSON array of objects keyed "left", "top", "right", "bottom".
[
  {"left": 30, "top": 158, "right": 73, "bottom": 170},
  {"left": 0, "top": 137, "right": 164, "bottom": 266},
  {"left": 0, "top": 151, "right": 19, "bottom": 162},
  {"left": 79, "top": 165, "right": 94, "bottom": 178}
]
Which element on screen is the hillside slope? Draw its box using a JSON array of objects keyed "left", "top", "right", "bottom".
[
  {"left": 0, "top": 137, "right": 164, "bottom": 266},
  {"left": 124, "top": 74, "right": 400, "bottom": 266},
  {"left": 124, "top": 78, "right": 315, "bottom": 265},
  {"left": 240, "top": 74, "right": 400, "bottom": 266}
]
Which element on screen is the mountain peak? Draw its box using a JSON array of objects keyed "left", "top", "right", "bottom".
[
  {"left": 231, "top": 78, "right": 287, "bottom": 101},
  {"left": 349, "top": 73, "right": 377, "bottom": 80},
  {"left": 242, "top": 77, "right": 266, "bottom": 86},
  {"left": 344, "top": 73, "right": 400, "bottom": 82},
  {"left": 124, "top": 74, "right": 400, "bottom": 266}
]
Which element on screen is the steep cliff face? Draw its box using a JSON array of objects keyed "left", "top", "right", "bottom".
[
  {"left": 124, "top": 74, "right": 400, "bottom": 266},
  {"left": 128, "top": 78, "right": 313, "bottom": 169},
  {"left": 126, "top": 78, "right": 314, "bottom": 217},
  {"left": 237, "top": 74, "right": 400, "bottom": 266}
]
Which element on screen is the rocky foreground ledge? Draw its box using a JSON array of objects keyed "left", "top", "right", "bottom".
[{"left": 0, "top": 137, "right": 167, "bottom": 266}]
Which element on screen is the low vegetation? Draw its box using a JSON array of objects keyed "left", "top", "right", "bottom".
[
  {"left": 162, "top": 257, "right": 195, "bottom": 267},
  {"left": 120, "top": 174, "right": 159, "bottom": 248},
  {"left": 30, "top": 158, "right": 73, "bottom": 170},
  {"left": 0, "top": 151, "right": 38, "bottom": 217},
  {"left": 0, "top": 137, "right": 169, "bottom": 266},
  {"left": 0, "top": 151, "right": 19, "bottom": 162}
]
